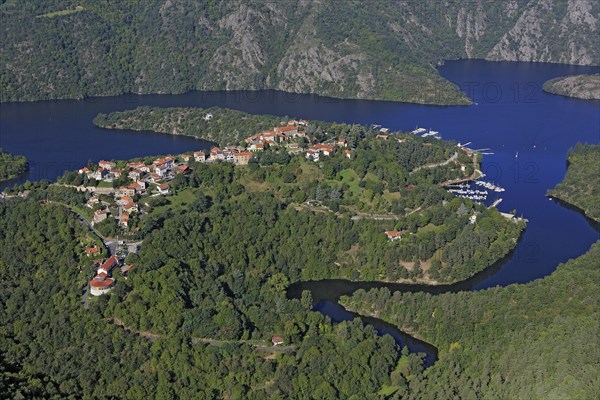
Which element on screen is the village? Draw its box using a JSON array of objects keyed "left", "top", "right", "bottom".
[
  {"left": 78, "top": 117, "right": 356, "bottom": 232},
  {"left": 76, "top": 117, "right": 359, "bottom": 297},
  {"left": 71, "top": 117, "right": 501, "bottom": 299}
]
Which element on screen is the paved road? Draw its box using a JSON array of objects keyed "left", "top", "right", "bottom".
[
  {"left": 81, "top": 284, "right": 90, "bottom": 310},
  {"left": 53, "top": 183, "right": 115, "bottom": 195},
  {"left": 191, "top": 338, "right": 296, "bottom": 352},
  {"left": 410, "top": 152, "right": 458, "bottom": 174},
  {"left": 439, "top": 154, "right": 481, "bottom": 187},
  {"left": 350, "top": 215, "right": 399, "bottom": 221}
]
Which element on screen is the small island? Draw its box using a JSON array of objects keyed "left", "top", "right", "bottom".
[
  {"left": 548, "top": 143, "right": 600, "bottom": 221},
  {"left": 0, "top": 148, "right": 29, "bottom": 183},
  {"left": 542, "top": 74, "right": 600, "bottom": 100}
]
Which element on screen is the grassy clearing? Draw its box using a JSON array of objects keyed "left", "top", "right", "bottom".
[{"left": 148, "top": 188, "right": 199, "bottom": 215}]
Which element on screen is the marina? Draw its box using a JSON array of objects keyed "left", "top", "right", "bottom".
[
  {"left": 444, "top": 178, "right": 505, "bottom": 203},
  {"left": 411, "top": 127, "right": 442, "bottom": 139}
]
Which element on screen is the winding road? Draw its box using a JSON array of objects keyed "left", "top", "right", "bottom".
[{"left": 410, "top": 151, "right": 458, "bottom": 174}]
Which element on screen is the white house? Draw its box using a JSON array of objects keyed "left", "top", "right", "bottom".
[{"left": 158, "top": 183, "right": 170, "bottom": 195}]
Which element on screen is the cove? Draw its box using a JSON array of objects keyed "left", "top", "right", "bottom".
[{"left": 1, "top": 60, "right": 599, "bottom": 366}]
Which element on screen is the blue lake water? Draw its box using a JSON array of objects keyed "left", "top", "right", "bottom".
[{"left": 1, "top": 60, "right": 599, "bottom": 365}]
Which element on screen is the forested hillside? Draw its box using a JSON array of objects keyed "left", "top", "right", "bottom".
[
  {"left": 1, "top": 0, "right": 598, "bottom": 104},
  {"left": 341, "top": 241, "right": 600, "bottom": 399},
  {"left": 0, "top": 200, "right": 408, "bottom": 399},
  {"left": 548, "top": 143, "right": 600, "bottom": 221},
  {"left": 94, "top": 106, "right": 286, "bottom": 146}
]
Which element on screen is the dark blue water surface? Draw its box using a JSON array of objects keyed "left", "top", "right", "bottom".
[{"left": 1, "top": 60, "right": 599, "bottom": 365}]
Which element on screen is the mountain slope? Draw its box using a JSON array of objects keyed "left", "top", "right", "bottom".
[{"left": 1, "top": 0, "right": 598, "bottom": 104}]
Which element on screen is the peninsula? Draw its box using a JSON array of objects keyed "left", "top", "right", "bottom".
[{"left": 543, "top": 74, "right": 600, "bottom": 100}]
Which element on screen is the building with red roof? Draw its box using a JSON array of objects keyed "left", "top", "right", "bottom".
[
  {"left": 90, "top": 256, "right": 120, "bottom": 296},
  {"left": 271, "top": 336, "right": 285, "bottom": 346},
  {"left": 99, "top": 160, "right": 116, "bottom": 170},
  {"left": 233, "top": 152, "right": 253, "bottom": 165},
  {"left": 384, "top": 230, "right": 403, "bottom": 241},
  {"left": 85, "top": 246, "right": 100, "bottom": 256},
  {"left": 119, "top": 213, "right": 129, "bottom": 227},
  {"left": 90, "top": 276, "right": 115, "bottom": 296},
  {"left": 158, "top": 183, "right": 170, "bottom": 195}
]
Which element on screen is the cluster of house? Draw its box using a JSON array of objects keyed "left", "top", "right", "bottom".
[
  {"left": 80, "top": 156, "right": 181, "bottom": 228},
  {"left": 244, "top": 119, "right": 308, "bottom": 151},
  {"left": 77, "top": 117, "right": 361, "bottom": 230},
  {"left": 242, "top": 119, "right": 353, "bottom": 161},
  {"left": 88, "top": 254, "right": 120, "bottom": 296},
  {"left": 305, "top": 138, "right": 351, "bottom": 162}
]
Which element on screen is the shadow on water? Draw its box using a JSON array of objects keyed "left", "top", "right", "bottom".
[{"left": 547, "top": 196, "right": 600, "bottom": 233}]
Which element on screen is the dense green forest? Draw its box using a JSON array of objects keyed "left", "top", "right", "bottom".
[
  {"left": 94, "top": 106, "right": 287, "bottom": 146},
  {"left": 548, "top": 143, "right": 600, "bottom": 221},
  {"left": 543, "top": 74, "right": 600, "bottom": 100},
  {"left": 2, "top": 0, "right": 598, "bottom": 104},
  {"left": 0, "top": 200, "right": 413, "bottom": 399},
  {"left": 341, "top": 241, "right": 600, "bottom": 399},
  {"left": 0, "top": 148, "right": 28, "bottom": 182}
]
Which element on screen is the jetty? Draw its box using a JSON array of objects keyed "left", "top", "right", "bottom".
[{"left": 489, "top": 198, "right": 503, "bottom": 208}]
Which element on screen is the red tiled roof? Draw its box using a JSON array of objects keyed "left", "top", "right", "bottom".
[
  {"left": 90, "top": 277, "right": 114, "bottom": 288},
  {"left": 85, "top": 247, "right": 99, "bottom": 254},
  {"left": 311, "top": 144, "right": 334, "bottom": 152},
  {"left": 385, "top": 230, "right": 403, "bottom": 238},
  {"left": 158, "top": 183, "right": 170, "bottom": 190},
  {"left": 278, "top": 125, "right": 297, "bottom": 132},
  {"left": 99, "top": 256, "right": 119, "bottom": 272}
]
